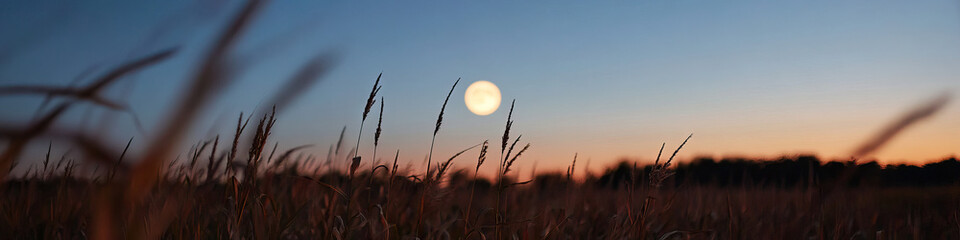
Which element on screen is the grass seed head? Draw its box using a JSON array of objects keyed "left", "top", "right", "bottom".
[
  {"left": 363, "top": 73, "right": 382, "bottom": 121},
  {"left": 501, "top": 99, "right": 515, "bottom": 155},
  {"left": 503, "top": 143, "right": 529, "bottom": 175},
  {"left": 435, "top": 78, "right": 460, "bottom": 136},
  {"left": 476, "top": 140, "right": 489, "bottom": 172},
  {"left": 436, "top": 143, "right": 481, "bottom": 181},
  {"left": 375, "top": 97, "right": 384, "bottom": 146}
]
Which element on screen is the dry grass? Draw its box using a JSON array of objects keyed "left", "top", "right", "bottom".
[
  {"left": 4, "top": 158, "right": 960, "bottom": 239},
  {"left": 2, "top": 84, "right": 958, "bottom": 238},
  {"left": 1, "top": 1, "right": 957, "bottom": 239}
]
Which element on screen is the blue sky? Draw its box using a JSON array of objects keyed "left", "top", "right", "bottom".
[{"left": 1, "top": 0, "right": 958, "bottom": 176}]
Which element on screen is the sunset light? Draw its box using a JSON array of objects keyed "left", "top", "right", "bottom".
[{"left": 1, "top": 1, "right": 958, "bottom": 238}]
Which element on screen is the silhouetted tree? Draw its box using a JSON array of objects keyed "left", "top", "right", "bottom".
[{"left": 593, "top": 156, "right": 960, "bottom": 189}]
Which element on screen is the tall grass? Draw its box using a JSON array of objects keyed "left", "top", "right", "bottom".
[
  {"left": 416, "top": 77, "right": 459, "bottom": 235},
  {"left": 1, "top": 78, "right": 958, "bottom": 238},
  {"left": 352, "top": 73, "right": 381, "bottom": 177},
  {"left": 0, "top": 1, "right": 956, "bottom": 239}
]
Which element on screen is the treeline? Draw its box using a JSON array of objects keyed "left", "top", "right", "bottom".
[{"left": 589, "top": 155, "right": 960, "bottom": 189}]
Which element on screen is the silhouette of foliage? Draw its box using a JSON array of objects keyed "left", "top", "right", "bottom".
[{"left": 592, "top": 155, "right": 960, "bottom": 189}]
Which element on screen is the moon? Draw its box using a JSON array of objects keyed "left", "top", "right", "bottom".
[{"left": 464, "top": 80, "right": 501, "bottom": 116}]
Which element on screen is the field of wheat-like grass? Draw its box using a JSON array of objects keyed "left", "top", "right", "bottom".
[{"left": 2, "top": 1, "right": 958, "bottom": 239}]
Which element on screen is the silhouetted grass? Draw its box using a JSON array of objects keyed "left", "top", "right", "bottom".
[{"left": 0, "top": 0, "right": 956, "bottom": 239}]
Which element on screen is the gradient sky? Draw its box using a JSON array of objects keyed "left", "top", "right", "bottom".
[{"left": 1, "top": 0, "right": 958, "bottom": 177}]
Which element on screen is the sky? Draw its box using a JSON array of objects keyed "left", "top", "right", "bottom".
[{"left": 1, "top": 0, "right": 958, "bottom": 178}]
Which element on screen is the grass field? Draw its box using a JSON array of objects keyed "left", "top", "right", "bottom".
[
  {"left": 3, "top": 163, "right": 960, "bottom": 239},
  {"left": 1, "top": 1, "right": 958, "bottom": 239},
  {"left": 2, "top": 74, "right": 958, "bottom": 238}
]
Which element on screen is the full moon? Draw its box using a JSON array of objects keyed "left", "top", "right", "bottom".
[{"left": 464, "top": 80, "right": 501, "bottom": 116}]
